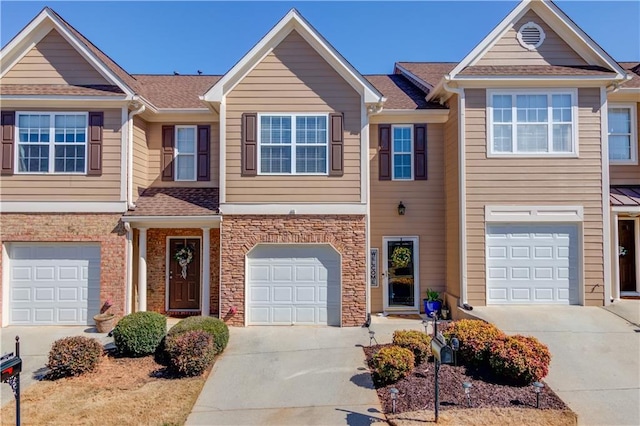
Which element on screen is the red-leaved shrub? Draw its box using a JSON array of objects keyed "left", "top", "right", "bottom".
[
  {"left": 47, "top": 336, "right": 104, "bottom": 379},
  {"left": 488, "top": 334, "right": 551, "bottom": 384},
  {"left": 165, "top": 330, "right": 215, "bottom": 377},
  {"left": 392, "top": 330, "right": 432, "bottom": 365},
  {"left": 371, "top": 345, "right": 415, "bottom": 385},
  {"left": 442, "top": 319, "right": 505, "bottom": 366}
]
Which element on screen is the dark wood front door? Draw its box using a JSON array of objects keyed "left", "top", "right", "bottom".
[
  {"left": 168, "top": 238, "right": 200, "bottom": 310},
  {"left": 618, "top": 220, "right": 637, "bottom": 292}
]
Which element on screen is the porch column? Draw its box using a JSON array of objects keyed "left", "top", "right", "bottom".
[
  {"left": 202, "top": 228, "right": 211, "bottom": 316},
  {"left": 138, "top": 228, "right": 148, "bottom": 311}
]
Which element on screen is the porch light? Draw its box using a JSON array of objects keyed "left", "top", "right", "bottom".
[
  {"left": 532, "top": 381, "right": 544, "bottom": 408},
  {"left": 397, "top": 201, "right": 406, "bottom": 216},
  {"left": 389, "top": 387, "right": 399, "bottom": 413},
  {"left": 462, "top": 382, "right": 472, "bottom": 407}
]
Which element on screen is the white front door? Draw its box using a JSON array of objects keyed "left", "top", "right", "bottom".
[{"left": 383, "top": 237, "right": 420, "bottom": 311}]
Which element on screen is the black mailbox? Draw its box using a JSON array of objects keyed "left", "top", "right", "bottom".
[
  {"left": 431, "top": 338, "right": 453, "bottom": 364},
  {"left": 1, "top": 354, "right": 22, "bottom": 382}
]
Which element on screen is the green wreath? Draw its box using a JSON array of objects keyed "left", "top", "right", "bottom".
[{"left": 391, "top": 246, "right": 411, "bottom": 268}]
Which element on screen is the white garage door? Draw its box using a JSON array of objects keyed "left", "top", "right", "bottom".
[
  {"left": 486, "top": 224, "right": 579, "bottom": 304},
  {"left": 9, "top": 244, "right": 101, "bottom": 325},
  {"left": 247, "top": 245, "right": 340, "bottom": 326}
]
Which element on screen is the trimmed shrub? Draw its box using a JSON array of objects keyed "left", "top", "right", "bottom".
[
  {"left": 168, "top": 316, "right": 229, "bottom": 354},
  {"left": 47, "top": 336, "right": 103, "bottom": 379},
  {"left": 392, "top": 330, "right": 432, "bottom": 365},
  {"left": 488, "top": 334, "right": 551, "bottom": 384},
  {"left": 165, "top": 330, "right": 215, "bottom": 377},
  {"left": 371, "top": 345, "right": 415, "bottom": 385},
  {"left": 113, "top": 311, "right": 167, "bottom": 357},
  {"left": 442, "top": 319, "right": 505, "bottom": 367}
]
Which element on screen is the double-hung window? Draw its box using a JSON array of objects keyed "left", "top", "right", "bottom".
[
  {"left": 608, "top": 104, "right": 637, "bottom": 164},
  {"left": 175, "top": 126, "right": 196, "bottom": 181},
  {"left": 392, "top": 125, "right": 413, "bottom": 180},
  {"left": 488, "top": 90, "right": 577, "bottom": 156},
  {"left": 258, "top": 114, "right": 328, "bottom": 174},
  {"left": 16, "top": 112, "right": 87, "bottom": 173}
]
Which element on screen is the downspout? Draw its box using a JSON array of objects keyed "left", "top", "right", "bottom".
[
  {"left": 128, "top": 101, "right": 146, "bottom": 209},
  {"left": 443, "top": 80, "right": 468, "bottom": 307}
]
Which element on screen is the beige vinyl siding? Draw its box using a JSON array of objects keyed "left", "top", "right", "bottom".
[
  {"left": 610, "top": 103, "right": 640, "bottom": 185},
  {"left": 370, "top": 124, "right": 446, "bottom": 312},
  {"left": 476, "top": 10, "right": 587, "bottom": 67},
  {"left": 132, "top": 116, "right": 148, "bottom": 201},
  {"left": 225, "top": 30, "right": 361, "bottom": 203},
  {"left": 2, "top": 29, "right": 109, "bottom": 86},
  {"left": 465, "top": 88, "right": 604, "bottom": 306},
  {"left": 0, "top": 108, "right": 123, "bottom": 201},
  {"left": 444, "top": 95, "right": 461, "bottom": 299},
  {"left": 146, "top": 122, "right": 220, "bottom": 188}
]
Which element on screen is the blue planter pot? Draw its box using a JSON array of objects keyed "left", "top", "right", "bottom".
[{"left": 424, "top": 300, "right": 442, "bottom": 318}]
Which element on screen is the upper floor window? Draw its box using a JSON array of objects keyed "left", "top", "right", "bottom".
[
  {"left": 608, "top": 104, "right": 638, "bottom": 164},
  {"left": 488, "top": 90, "right": 577, "bottom": 156},
  {"left": 258, "top": 114, "right": 328, "bottom": 175},
  {"left": 175, "top": 126, "right": 196, "bottom": 181},
  {"left": 392, "top": 125, "right": 413, "bottom": 180},
  {"left": 16, "top": 112, "right": 87, "bottom": 173}
]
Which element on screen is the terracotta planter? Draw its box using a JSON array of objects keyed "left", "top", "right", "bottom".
[{"left": 93, "top": 313, "right": 116, "bottom": 333}]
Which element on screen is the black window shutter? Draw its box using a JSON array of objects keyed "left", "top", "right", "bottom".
[
  {"left": 378, "top": 124, "right": 391, "bottom": 180},
  {"left": 87, "top": 112, "right": 103, "bottom": 176},
  {"left": 241, "top": 113, "right": 257, "bottom": 176},
  {"left": 161, "top": 125, "right": 175, "bottom": 181},
  {"left": 197, "top": 125, "right": 211, "bottom": 181},
  {"left": 328, "top": 113, "right": 344, "bottom": 176},
  {"left": 1, "top": 111, "right": 15, "bottom": 175},
  {"left": 414, "top": 123, "right": 427, "bottom": 180}
]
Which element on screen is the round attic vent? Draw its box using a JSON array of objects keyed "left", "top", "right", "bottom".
[{"left": 517, "top": 22, "right": 545, "bottom": 50}]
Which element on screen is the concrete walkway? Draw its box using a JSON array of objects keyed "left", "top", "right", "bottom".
[
  {"left": 472, "top": 305, "right": 640, "bottom": 426},
  {"left": 187, "top": 325, "right": 395, "bottom": 425}
]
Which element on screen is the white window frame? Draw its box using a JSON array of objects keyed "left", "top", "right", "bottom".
[
  {"left": 487, "top": 89, "right": 579, "bottom": 158},
  {"left": 608, "top": 103, "right": 638, "bottom": 165},
  {"left": 391, "top": 124, "right": 414, "bottom": 181},
  {"left": 15, "top": 111, "right": 88, "bottom": 175},
  {"left": 257, "top": 113, "right": 329, "bottom": 176},
  {"left": 174, "top": 125, "right": 197, "bottom": 182}
]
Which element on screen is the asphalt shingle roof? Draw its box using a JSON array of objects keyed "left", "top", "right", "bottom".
[{"left": 125, "top": 188, "right": 220, "bottom": 216}]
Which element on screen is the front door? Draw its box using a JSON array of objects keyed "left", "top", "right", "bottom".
[
  {"left": 383, "top": 237, "right": 419, "bottom": 311},
  {"left": 618, "top": 220, "right": 637, "bottom": 292},
  {"left": 168, "top": 238, "right": 201, "bottom": 310}
]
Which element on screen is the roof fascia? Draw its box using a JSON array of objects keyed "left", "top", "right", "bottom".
[
  {"left": 393, "top": 64, "right": 434, "bottom": 91},
  {"left": 203, "top": 10, "right": 384, "bottom": 104}
]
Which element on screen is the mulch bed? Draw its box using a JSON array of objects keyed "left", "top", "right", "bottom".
[{"left": 364, "top": 345, "right": 567, "bottom": 414}]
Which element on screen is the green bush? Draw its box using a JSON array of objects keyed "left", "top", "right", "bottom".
[
  {"left": 168, "top": 316, "right": 229, "bottom": 354},
  {"left": 488, "top": 335, "right": 551, "bottom": 384},
  {"left": 112, "top": 311, "right": 167, "bottom": 357},
  {"left": 392, "top": 330, "right": 432, "bottom": 365},
  {"left": 371, "top": 345, "right": 414, "bottom": 385},
  {"left": 166, "top": 330, "right": 215, "bottom": 377},
  {"left": 46, "top": 336, "right": 103, "bottom": 379},
  {"left": 442, "top": 319, "right": 505, "bottom": 367}
]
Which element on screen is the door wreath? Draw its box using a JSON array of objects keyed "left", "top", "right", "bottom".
[
  {"left": 391, "top": 246, "right": 411, "bottom": 268},
  {"left": 174, "top": 246, "right": 194, "bottom": 279}
]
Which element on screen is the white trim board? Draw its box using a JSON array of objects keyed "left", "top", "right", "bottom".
[
  {"left": 0, "top": 201, "right": 127, "bottom": 213},
  {"left": 485, "top": 205, "right": 584, "bottom": 223}
]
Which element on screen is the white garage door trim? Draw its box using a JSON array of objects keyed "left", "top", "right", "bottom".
[
  {"left": 4, "top": 242, "right": 101, "bottom": 326},
  {"left": 486, "top": 224, "right": 582, "bottom": 305},
  {"left": 245, "top": 244, "right": 342, "bottom": 326}
]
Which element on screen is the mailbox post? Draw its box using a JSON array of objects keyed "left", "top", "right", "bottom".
[
  {"left": 430, "top": 314, "right": 454, "bottom": 423},
  {"left": 1, "top": 336, "right": 22, "bottom": 426}
]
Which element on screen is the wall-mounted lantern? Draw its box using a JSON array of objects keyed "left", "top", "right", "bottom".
[{"left": 397, "top": 201, "right": 406, "bottom": 216}]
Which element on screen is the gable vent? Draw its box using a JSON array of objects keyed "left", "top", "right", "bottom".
[{"left": 517, "top": 22, "right": 545, "bottom": 50}]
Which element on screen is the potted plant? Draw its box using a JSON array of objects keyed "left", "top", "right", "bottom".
[
  {"left": 93, "top": 299, "right": 116, "bottom": 333},
  {"left": 423, "top": 288, "right": 442, "bottom": 318}
]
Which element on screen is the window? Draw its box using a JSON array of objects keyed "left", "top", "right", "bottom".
[
  {"left": 258, "top": 114, "right": 328, "bottom": 174},
  {"left": 16, "top": 112, "right": 87, "bottom": 173},
  {"left": 488, "top": 91, "right": 577, "bottom": 156},
  {"left": 392, "top": 125, "right": 413, "bottom": 180},
  {"left": 175, "top": 126, "right": 196, "bottom": 181},
  {"left": 608, "top": 104, "right": 638, "bottom": 164}
]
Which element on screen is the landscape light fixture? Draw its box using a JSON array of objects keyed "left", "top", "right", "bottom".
[
  {"left": 397, "top": 201, "right": 406, "bottom": 216},
  {"left": 450, "top": 337, "right": 460, "bottom": 366},
  {"left": 463, "top": 382, "right": 473, "bottom": 407},
  {"left": 421, "top": 319, "right": 429, "bottom": 334},
  {"left": 532, "top": 381, "right": 544, "bottom": 408},
  {"left": 368, "top": 330, "right": 378, "bottom": 346},
  {"left": 389, "top": 387, "right": 399, "bottom": 414}
]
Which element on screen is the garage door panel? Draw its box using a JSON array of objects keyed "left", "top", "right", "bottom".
[
  {"left": 273, "top": 307, "right": 294, "bottom": 323},
  {"left": 295, "top": 265, "right": 316, "bottom": 281},
  {"left": 273, "top": 265, "right": 293, "bottom": 281},
  {"left": 35, "top": 266, "right": 55, "bottom": 281},
  {"left": 295, "top": 286, "right": 315, "bottom": 303},
  {"left": 36, "top": 287, "right": 55, "bottom": 301},
  {"left": 274, "top": 286, "right": 293, "bottom": 302}
]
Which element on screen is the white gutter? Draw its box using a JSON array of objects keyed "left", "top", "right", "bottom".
[
  {"left": 127, "top": 100, "right": 146, "bottom": 209},
  {"left": 443, "top": 81, "right": 468, "bottom": 307}
]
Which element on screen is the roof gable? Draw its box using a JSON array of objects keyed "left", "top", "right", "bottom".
[{"left": 202, "top": 9, "right": 384, "bottom": 105}]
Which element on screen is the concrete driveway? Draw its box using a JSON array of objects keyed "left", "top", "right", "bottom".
[
  {"left": 1, "top": 325, "right": 112, "bottom": 407},
  {"left": 472, "top": 304, "right": 640, "bottom": 426},
  {"left": 186, "top": 325, "right": 392, "bottom": 425}
]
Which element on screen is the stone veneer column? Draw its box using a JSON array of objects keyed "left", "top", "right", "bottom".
[
  {"left": 138, "top": 228, "right": 148, "bottom": 311},
  {"left": 202, "top": 228, "right": 211, "bottom": 316}
]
